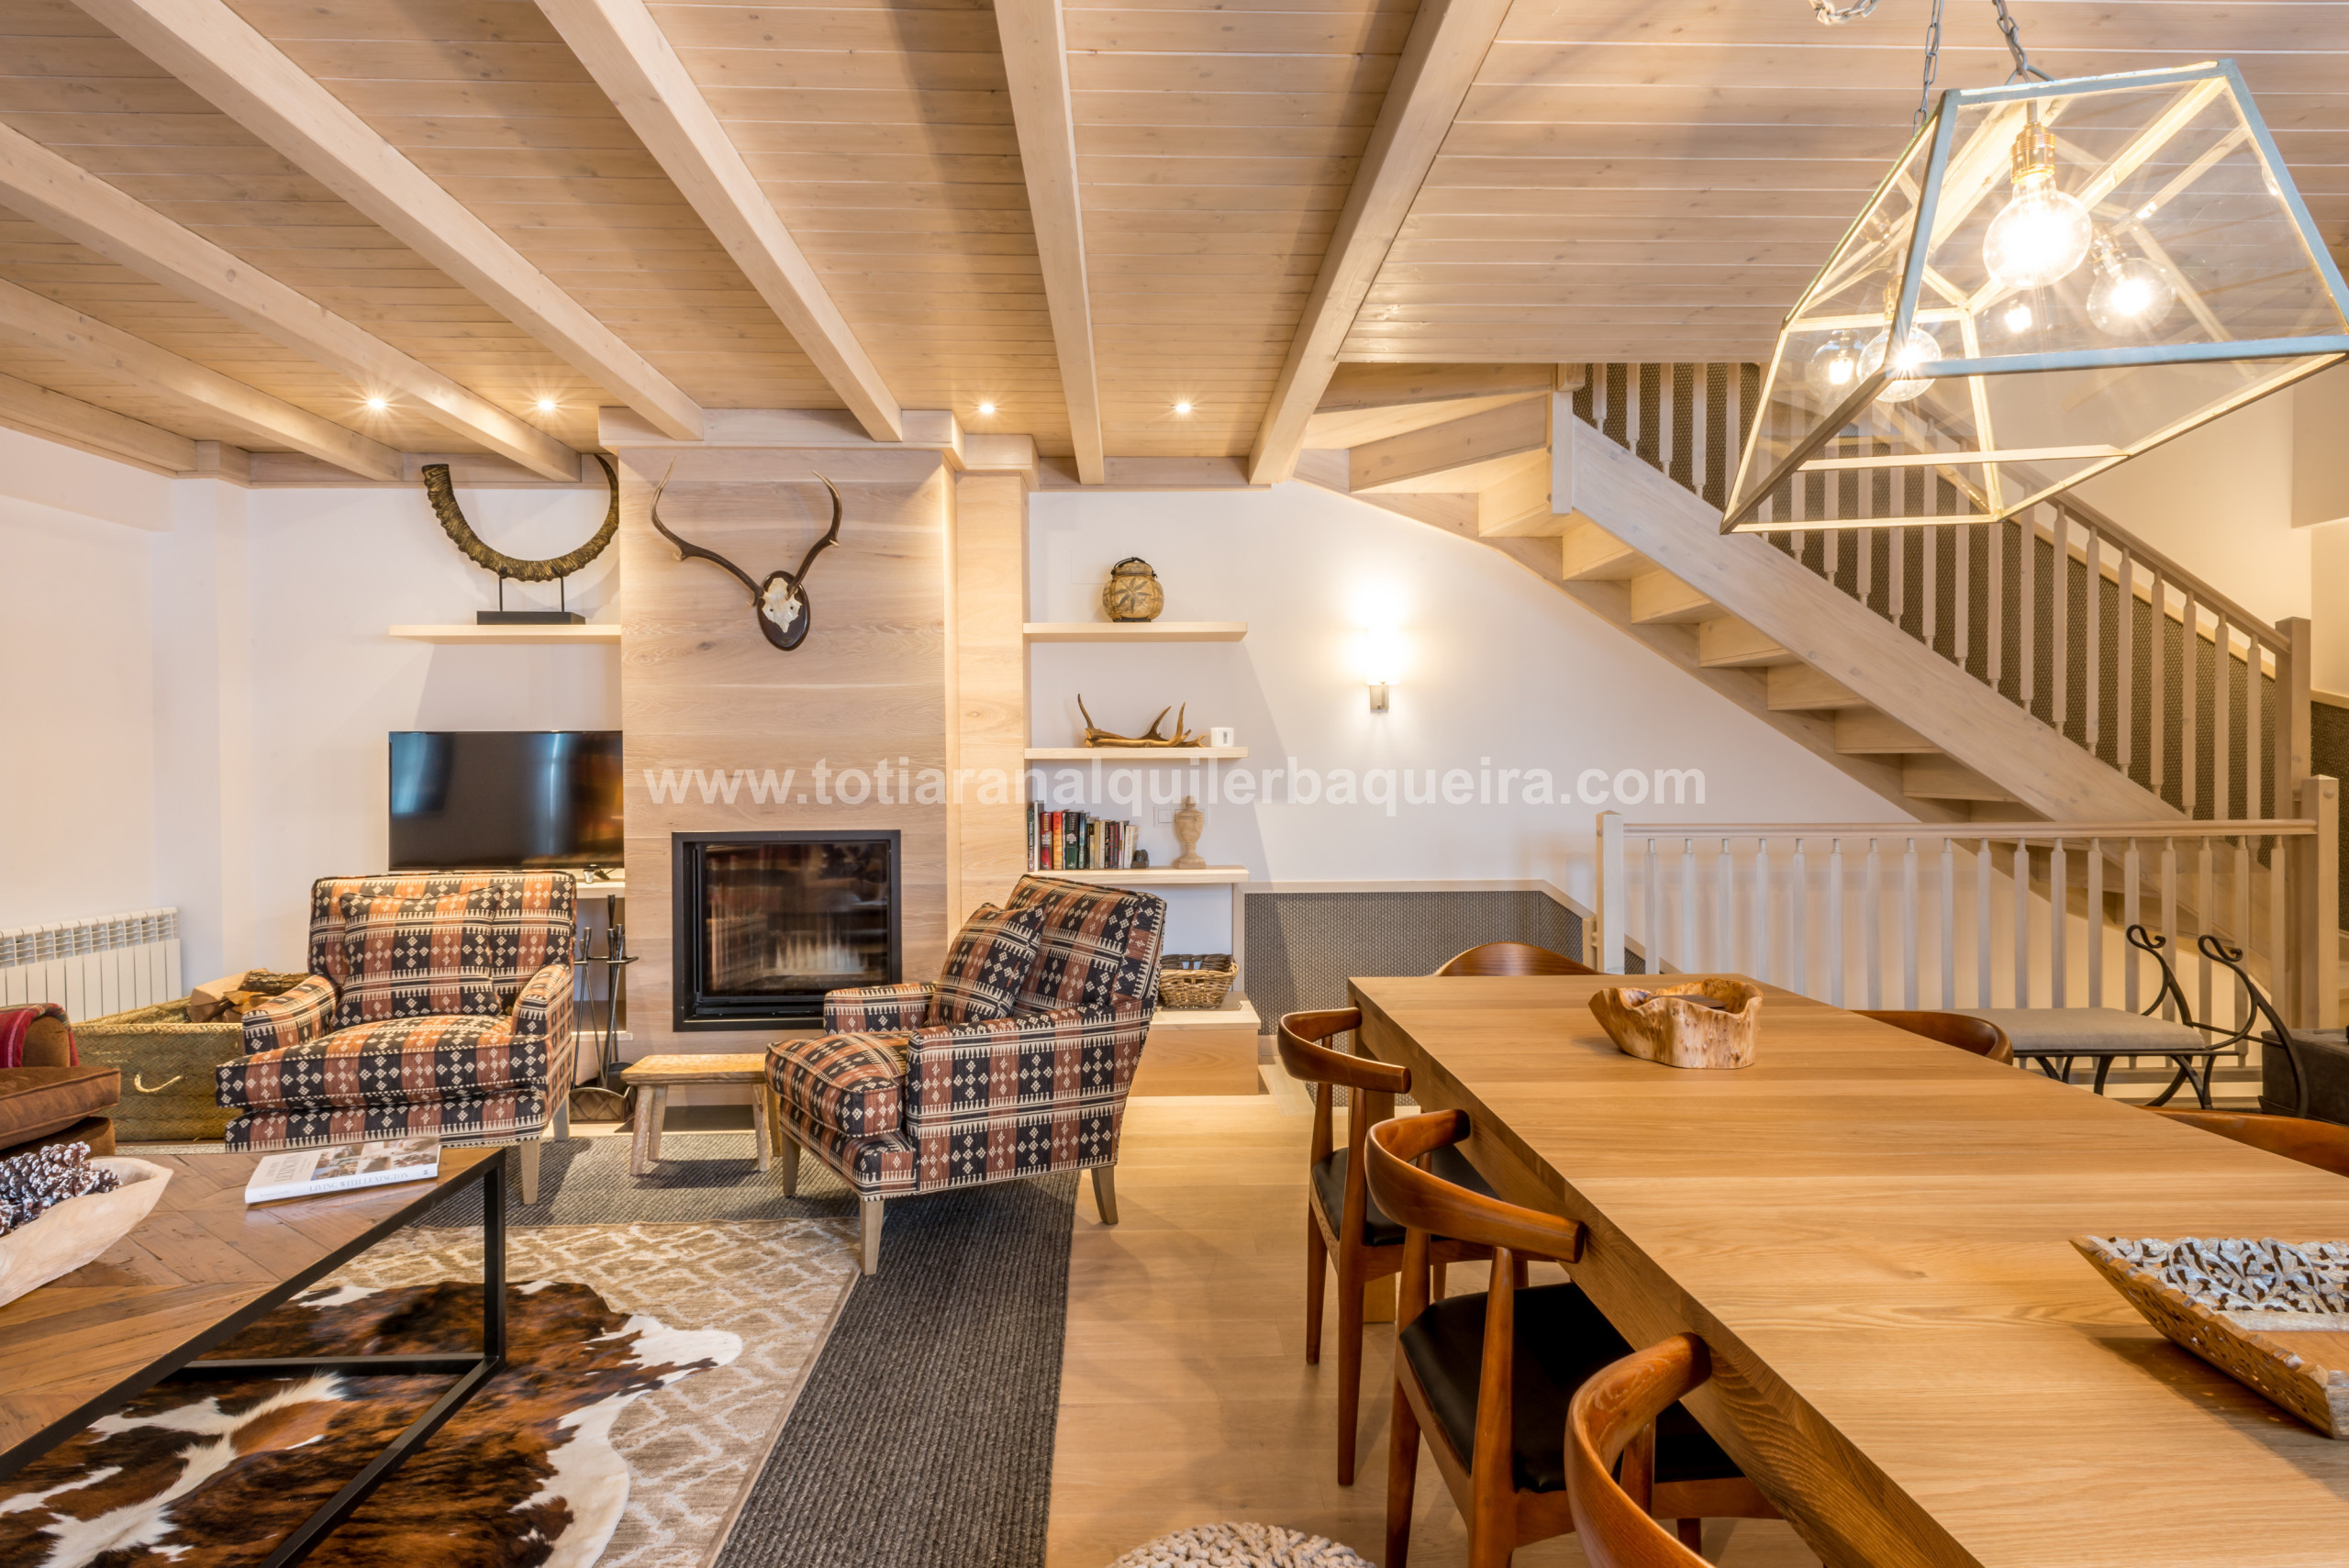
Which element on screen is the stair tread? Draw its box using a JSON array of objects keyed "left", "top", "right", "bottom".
[
  {"left": 1697, "top": 617, "right": 1798, "bottom": 668},
  {"left": 1630, "top": 570, "right": 1720, "bottom": 625}
]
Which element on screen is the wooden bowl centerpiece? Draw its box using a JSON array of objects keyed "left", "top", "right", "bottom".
[
  {"left": 1589, "top": 978, "right": 1763, "bottom": 1070},
  {"left": 0, "top": 1156, "right": 173, "bottom": 1309},
  {"left": 2076, "top": 1234, "right": 2349, "bottom": 1437}
]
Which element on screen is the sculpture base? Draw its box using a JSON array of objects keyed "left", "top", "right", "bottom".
[{"left": 478, "top": 610, "right": 585, "bottom": 625}]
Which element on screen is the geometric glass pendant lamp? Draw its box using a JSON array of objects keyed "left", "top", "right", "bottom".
[{"left": 1723, "top": 61, "right": 2349, "bottom": 533}]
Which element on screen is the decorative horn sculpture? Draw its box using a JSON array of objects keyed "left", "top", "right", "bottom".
[
  {"left": 423, "top": 453, "right": 618, "bottom": 623},
  {"left": 1076, "top": 695, "right": 1205, "bottom": 749},
  {"left": 648, "top": 464, "right": 843, "bottom": 651}
]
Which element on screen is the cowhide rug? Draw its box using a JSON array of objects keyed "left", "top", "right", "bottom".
[{"left": 0, "top": 1278, "right": 739, "bottom": 1568}]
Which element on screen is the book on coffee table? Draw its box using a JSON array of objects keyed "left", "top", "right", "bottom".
[{"left": 244, "top": 1136, "right": 441, "bottom": 1205}]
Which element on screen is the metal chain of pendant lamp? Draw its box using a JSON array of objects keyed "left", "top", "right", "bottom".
[{"left": 1725, "top": 6, "right": 2349, "bottom": 535}]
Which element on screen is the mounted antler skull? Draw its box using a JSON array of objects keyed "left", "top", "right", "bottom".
[{"left": 648, "top": 465, "right": 843, "bottom": 651}]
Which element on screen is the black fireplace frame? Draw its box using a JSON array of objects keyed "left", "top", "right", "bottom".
[{"left": 670, "top": 828, "right": 903, "bottom": 1031}]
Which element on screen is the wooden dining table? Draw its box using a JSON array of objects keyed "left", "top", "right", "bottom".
[{"left": 1349, "top": 973, "right": 2349, "bottom": 1568}]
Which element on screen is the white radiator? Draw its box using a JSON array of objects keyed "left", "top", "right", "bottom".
[{"left": 0, "top": 907, "right": 183, "bottom": 1020}]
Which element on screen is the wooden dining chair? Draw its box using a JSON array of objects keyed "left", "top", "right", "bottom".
[
  {"left": 1277, "top": 1008, "right": 1497, "bottom": 1485},
  {"left": 1566, "top": 1334, "right": 1740, "bottom": 1568},
  {"left": 1856, "top": 1009, "right": 2014, "bottom": 1064},
  {"left": 1435, "top": 940, "right": 1597, "bottom": 977},
  {"left": 2149, "top": 1108, "right": 2349, "bottom": 1177},
  {"left": 1366, "top": 1109, "right": 1774, "bottom": 1568}
]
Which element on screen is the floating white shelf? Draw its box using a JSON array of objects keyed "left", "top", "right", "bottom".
[
  {"left": 1038, "top": 865, "right": 1248, "bottom": 885},
  {"left": 1149, "top": 995, "right": 1259, "bottom": 1031},
  {"left": 1024, "top": 747, "right": 1248, "bottom": 762},
  {"left": 390, "top": 624, "right": 621, "bottom": 645},
  {"left": 1024, "top": 621, "right": 1246, "bottom": 643}
]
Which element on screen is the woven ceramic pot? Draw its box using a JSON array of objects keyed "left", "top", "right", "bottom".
[{"left": 1101, "top": 558, "right": 1164, "bottom": 622}]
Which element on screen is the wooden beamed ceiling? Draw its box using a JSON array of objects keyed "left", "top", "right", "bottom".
[{"left": 0, "top": 0, "right": 2342, "bottom": 475}]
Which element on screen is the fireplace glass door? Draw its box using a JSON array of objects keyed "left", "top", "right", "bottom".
[{"left": 673, "top": 831, "right": 899, "bottom": 1028}]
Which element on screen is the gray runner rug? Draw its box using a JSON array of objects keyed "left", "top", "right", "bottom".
[
  {"left": 411, "top": 1130, "right": 859, "bottom": 1226},
  {"left": 713, "top": 1173, "right": 1079, "bottom": 1568}
]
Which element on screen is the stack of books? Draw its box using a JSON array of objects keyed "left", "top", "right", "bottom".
[{"left": 1029, "top": 805, "right": 1141, "bottom": 870}]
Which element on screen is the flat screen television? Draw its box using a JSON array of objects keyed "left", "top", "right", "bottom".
[{"left": 388, "top": 730, "right": 623, "bottom": 873}]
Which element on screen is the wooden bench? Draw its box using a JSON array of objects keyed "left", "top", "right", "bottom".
[{"left": 619, "top": 1053, "right": 778, "bottom": 1176}]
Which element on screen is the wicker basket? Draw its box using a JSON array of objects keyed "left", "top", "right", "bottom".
[
  {"left": 75, "top": 1000, "right": 249, "bottom": 1143},
  {"left": 1158, "top": 953, "right": 1237, "bottom": 1011}
]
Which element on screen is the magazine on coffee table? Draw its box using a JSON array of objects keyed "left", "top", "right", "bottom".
[{"left": 244, "top": 1136, "right": 441, "bottom": 1205}]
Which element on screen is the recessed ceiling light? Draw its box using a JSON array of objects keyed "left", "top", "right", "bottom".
[
  {"left": 977, "top": 401, "right": 996, "bottom": 417},
  {"left": 1173, "top": 401, "right": 1193, "bottom": 416},
  {"left": 365, "top": 395, "right": 388, "bottom": 413},
  {"left": 535, "top": 396, "right": 558, "bottom": 414}
]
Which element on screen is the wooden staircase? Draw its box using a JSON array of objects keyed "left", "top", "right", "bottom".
[{"left": 1296, "top": 364, "right": 2246, "bottom": 827}]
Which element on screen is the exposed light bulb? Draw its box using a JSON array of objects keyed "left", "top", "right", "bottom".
[
  {"left": 2087, "top": 239, "right": 2176, "bottom": 335},
  {"left": 1173, "top": 401, "right": 1194, "bottom": 416},
  {"left": 365, "top": 395, "right": 388, "bottom": 412},
  {"left": 976, "top": 400, "right": 996, "bottom": 417},
  {"left": 1857, "top": 324, "right": 1940, "bottom": 404},
  {"left": 535, "top": 396, "right": 558, "bottom": 414},
  {"left": 1806, "top": 331, "right": 1861, "bottom": 398},
  {"left": 2003, "top": 299, "right": 2034, "bottom": 334},
  {"left": 1982, "top": 120, "right": 2092, "bottom": 290}
]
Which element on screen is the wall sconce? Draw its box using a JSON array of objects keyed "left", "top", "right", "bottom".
[{"left": 1358, "top": 625, "right": 1406, "bottom": 713}]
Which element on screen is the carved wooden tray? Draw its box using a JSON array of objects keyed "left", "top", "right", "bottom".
[
  {"left": 1588, "top": 978, "right": 1763, "bottom": 1070},
  {"left": 2076, "top": 1234, "right": 2349, "bottom": 1437}
]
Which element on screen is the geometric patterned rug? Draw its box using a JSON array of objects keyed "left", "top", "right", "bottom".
[{"left": 329, "top": 1220, "right": 859, "bottom": 1568}]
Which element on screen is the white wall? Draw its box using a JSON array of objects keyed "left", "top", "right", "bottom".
[
  {"left": 2076, "top": 392, "right": 2306, "bottom": 625},
  {"left": 0, "top": 423, "right": 617, "bottom": 980},
  {"left": 0, "top": 462, "right": 162, "bottom": 929},
  {"left": 241, "top": 482, "right": 618, "bottom": 966},
  {"left": 1030, "top": 482, "right": 1898, "bottom": 950}
]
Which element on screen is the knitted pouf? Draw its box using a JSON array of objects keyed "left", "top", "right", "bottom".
[{"left": 1108, "top": 1521, "right": 1375, "bottom": 1568}]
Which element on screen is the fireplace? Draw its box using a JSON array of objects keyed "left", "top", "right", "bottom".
[{"left": 671, "top": 830, "right": 902, "bottom": 1029}]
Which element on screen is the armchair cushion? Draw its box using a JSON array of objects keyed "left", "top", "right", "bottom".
[
  {"left": 218, "top": 1012, "right": 549, "bottom": 1113},
  {"left": 225, "top": 1088, "right": 550, "bottom": 1152},
  {"left": 903, "top": 1005, "right": 1147, "bottom": 1130},
  {"left": 306, "top": 873, "right": 574, "bottom": 1029},
  {"left": 1005, "top": 876, "right": 1164, "bottom": 1014},
  {"left": 770, "top": 1033, "right": 911, "bottom": 1138},
  {"left": 931, "top": 902, "right": 1049, "bottom": 1025},
  {"left": 824, "top": 983, "right": 933, "bottom": 1034},
  {"left": 240, "top": 974, "right": 339, "bottom": 1055}
]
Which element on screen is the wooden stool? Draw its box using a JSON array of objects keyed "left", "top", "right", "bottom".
[{"left": 620, "top": 1054, "right": 777, "bottom": 1176}]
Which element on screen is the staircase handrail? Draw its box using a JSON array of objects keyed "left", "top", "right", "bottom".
[
  {"left": 1609, "top": 817, "right": 2316, "bottom": 839},
  {"left": 2043, "top": 490, "right": 2286, "bottom": 664}
]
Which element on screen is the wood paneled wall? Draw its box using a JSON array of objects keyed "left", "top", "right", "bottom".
[
  {"left": 951, "top": 471, "right": 1030, "bottom": 921},
  {"left": 617, "top": 441, "right": 957, "bottom": 1057}
]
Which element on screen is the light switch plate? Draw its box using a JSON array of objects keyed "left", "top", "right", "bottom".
[{"left": 1156, "top": 806, "right": 1174, "bottom": 825}]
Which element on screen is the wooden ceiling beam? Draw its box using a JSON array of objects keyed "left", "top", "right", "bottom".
[
  {"left": 993, "top": 0, "right": 1104, "bottom": 484},
  {"left": 0, "top": 121, "right": 580, "bottom": 482},
  {"left": 1245, "top": 0, "right": 1515, "bottom": 486},
  {"left": 0, "top": 369, "right": 198, "bottom": 473},
  {"left": 532, "top": 0, "right": 904, "bottom": 442},
  {"left": 0, "top": 279, "right": 403, "bottom": 480},
  {"left": 70, "top": 0, "right": 707, "bottom": 443}
]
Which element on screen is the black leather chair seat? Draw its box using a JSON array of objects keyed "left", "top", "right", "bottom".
[
  {"left": 1398, "top": 1282, "right": 1742, "bottom": 1495},
  {"left": 1312, "top": 1141, "right": 1495, "bottom": 1247}
]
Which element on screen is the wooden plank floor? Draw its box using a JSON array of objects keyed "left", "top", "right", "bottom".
[{"left": 1047, "top": 1095, "right": 1820, "bottom": 1567}]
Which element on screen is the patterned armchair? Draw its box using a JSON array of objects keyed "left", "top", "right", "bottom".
[
  {"left": 767, "top": 874, "right": 1167, "bottom": 1273},
  {"left": 217, "top": 872, "right": 577, "bottom": 1202}
]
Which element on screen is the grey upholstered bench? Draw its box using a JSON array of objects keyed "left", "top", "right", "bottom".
[{"left": 1954, "top": 1007, "right": 2226, "bottom": 1108}]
